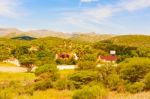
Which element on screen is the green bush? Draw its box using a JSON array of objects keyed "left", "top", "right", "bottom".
[
  {"left": 35, "top": 64, "right": 59, "bottom": 81},
  {"left": 69, "top": 71, "right": 98, "bottom": 88},
  {"left": 54, "top": 79, "right": 67, "bottom": 90},
  {"left": 82, "top": 54, "right": 97, "bottom": 61},
  {"left": 72, "top": 85, "right": 108, "bottom": 99},
  {"left": 77, "top": 61, "right": 96, "bottom": 70},
  {"left": 97, "top": 63, "right": 116, "bottom": 84},
  {"left": 34, "top": 79, "right": 53, "bottom": 91},
  {"left": 107, "top": 74, "right": 121, "bottom": 90},
  {"left": 126, "top": 82, "right": 145, "bottom": 93},
  {"left": 119, "top": 57, "right": 150, "bottom": 82},
  {"left": 144, "top": 72, "right": 150, "bottom": 89}
]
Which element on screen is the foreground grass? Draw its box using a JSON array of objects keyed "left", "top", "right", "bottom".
[
  {"left": 17, "top": 89, "right": 72, "bottom": 99},
  {"left": 0, "top": 72, "right": 35, "bottom": 81},
  {"left": 16, "top": 90, "right": 150, "bottom": 99},
  {"left": 17, "top": 90, "right": 150, "bottom": 99},
  {"left": 108, "top": 91, "right": 150, "bottom": 99},
  {"left": 0, "top": 62, "right": 16, "bottom": 67},
  {"left": 1, "top": 71, "right": 150, "bottom": 99},
  {"left": 59, "top": 70, "right": 75, "bottom": 79}
]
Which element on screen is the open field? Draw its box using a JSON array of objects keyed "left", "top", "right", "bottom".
[
  {"left": 0, "top": 70, "right": 150, "bottom": 99},
  {"left": 0, "top": 72, "right": 35, "bottom": 81},
  {"left": 0, "top": 62, "right": 16, "bottom": 67},
  {"left": 14, "top": 89, "right": 150, "bottom": 99},
  {"left": 0, "top": 67, "right": 27, "bottom": 72},
  {"left": 17, "top": 89, "right": 72, "bottom": 99}
]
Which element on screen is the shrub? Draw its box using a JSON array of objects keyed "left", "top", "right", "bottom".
[
  {"left": 72, "top": 85, "right": 108, "bottom": 99},
  {"left": 96, "top": 63, "right": 116, "bottom": 84},
  {"left": 35, "top": 64, "right": 59, "bottom": 81},
  {"left": 144, "top": 72, "right": 150, "bottom": 89},
  {"left": 34, "top": 79, "right": 53, "bottom": 91},
  {"left": 77, "top": 61, "right": 96, "bottom": 70},
  {"left": 107, "top": 74, "right": 121, "bottom": 90},
  {"left": 126, "top": 82, "right": 145, "bottom": 93},
  {"left": 82, "top": 54, "right": 97, "bottom": 61},
  {"left": 69, "top": 71, "right": 98, "bottom": 88},
  {"left": 54, "top": 79, "right": 67, "bottom": 90},
  {"left": 119, "top": 57, "right": 150, "bottom": 82}
]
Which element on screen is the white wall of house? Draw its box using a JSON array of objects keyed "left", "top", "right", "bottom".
[
  {"left": 3, "top": 59, "right": 20, "bottom": 67},
  {"left": 57, "top": 65, "right": 76, "bottom": 70}
]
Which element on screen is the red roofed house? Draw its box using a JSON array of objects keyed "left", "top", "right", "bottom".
[
  {"left": 99, "top": 55, "right": 118, "bottom": 63},
  {"left": 98, "top": 50, "right": 118, "bottom": 63}
]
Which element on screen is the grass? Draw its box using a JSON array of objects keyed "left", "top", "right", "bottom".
[
  {"left": 0, "top": 72, "right": 35, "bottom": 81},
  {"left": 59, "top": 70, "right": 75, "bottom": 79},
  {"left": 0, "top": 70, "right": 150, "bottom": 99},
  {"left": 0, "top": 62, "right": 16, "bottom": 67},
  {"left": 107, "top": 91, "right": 150, "bottom": 99},
  {"left": 15, "top": 90, "right": 150, "bottom": 99},
  {"left": 17, "top": 89, "right": 73, "bottom": 99}
]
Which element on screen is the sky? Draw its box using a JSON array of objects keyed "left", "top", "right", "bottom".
[{"left": 0, "top": 0, "right": 150, "bottom": 35}]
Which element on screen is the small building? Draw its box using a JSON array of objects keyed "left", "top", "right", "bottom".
[
  {"left": 56, "top": 53, "right": 78, "bottom": 60},
  {"left": 3, "top": 58, "right": 20, "bottom": 66},
  {"left": 57, "top": 65, "right": 76, "bottom": 70},
  {"left": 99, "top": 55, "right": 118, "bottom": 63}
]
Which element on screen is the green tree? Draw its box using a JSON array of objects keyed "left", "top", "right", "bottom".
[{"left": 119, "top": 57, "right": 150, "bottom": 82}]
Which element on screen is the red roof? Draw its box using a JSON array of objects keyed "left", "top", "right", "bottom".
[{"left": 99, "top": 55, "right": 118, "bottom": 61}]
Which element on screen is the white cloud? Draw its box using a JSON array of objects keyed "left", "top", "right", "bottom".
[
  {"left": 80, "top": 0, "right": 98, "bottom": 3},
  {"left": 121, "top": 0, "right": 150, "bottom": 11},
  {"left": 0, "top": 0, "right": 24, "bottom": 18},
  {"left": 64, "top": 0, "right": 150, "bottom": 32}
]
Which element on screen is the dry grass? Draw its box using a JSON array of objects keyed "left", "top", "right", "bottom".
[
  {"left": 59, "top": 70, "right": 75, "bottom": 79},
  {"left": 16, "top": 90, "right": 150, "bottom": 99},
  {"left": 0, "top": 62, "right": 16, "bottom": 67},
  {"left": 17, "top": 89, "right": 72, "bottom": 99},
  {"left": 0, "top": 72, "right": 35, "bottom": 81},
  {"left": 108, "top": 91, "right": 150, "bottom": 99}
]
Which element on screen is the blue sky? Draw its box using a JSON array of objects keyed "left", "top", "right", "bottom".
[{"left": 0, "top": 0, "right": 150, "bottom": 34}]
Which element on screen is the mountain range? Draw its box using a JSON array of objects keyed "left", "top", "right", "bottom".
[{"left": 0, "top": 28, "right": 115, "bottom": 42}]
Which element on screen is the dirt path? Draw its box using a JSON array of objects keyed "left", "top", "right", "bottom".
[{"left": 0, "top": 66, "right": 27, "bottom": 72}]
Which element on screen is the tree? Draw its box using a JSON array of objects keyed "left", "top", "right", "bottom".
[{"left": 119, "top": 57, "right": 150, "bottom": 82}]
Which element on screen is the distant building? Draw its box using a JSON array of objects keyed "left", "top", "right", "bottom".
[
  {"left": 98, "top": 50, "right": 117, "bottom": 63},
  {"left": 99, "top": 55, "right": 118, "bottom": 63},
  {"left": 3, "top": 58, "right": 20, "bottom": 66},
  {"left": 56, "top": 53, "right": 78, "bottom": 60},
  {"left": 110, "top": 50, "right": 116, "bottom": 55},
  {"left": 56, "top": 53, "right": 70, "bottom": 59}
]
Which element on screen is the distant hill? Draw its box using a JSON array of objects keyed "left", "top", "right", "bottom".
[
  {"left": 11, "top": 36, "right": 36, "bottom": 40},
  {"left": 28, "top": 29, "right": 71, "bottom": 38},
  {"left": 105, "top": 35, "right": 150, "bottom": 47},
  {"left": 70, "top": 33, "right": 115, "bottom": 43},
  {"left": 0, "top": 28, "right": 71, "bottom": 38},
  {"left": 0, "top": 28, "right": 22, "bottom": 37}
]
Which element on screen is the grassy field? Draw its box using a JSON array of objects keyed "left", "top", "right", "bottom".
[
  {"left": 17, "top": 89, "right": 72, "bottom": 99},
  {"left": 0, "top": 72, "right": 35, "bottom": 81},
  {"left": 0, "top": 62, "right": 16, "bottom": 67},
  {"left": 59, "top": 70, "right": 75, "bottom": 79},
  {"left": 16, "top": 89, "right": 150, "bottom": 99},
  {"left": 0, "top": 70, "right": 150, "bottom": 99},
  {"left": 108, "top": 91, "right": 150, "bottom": 99}
]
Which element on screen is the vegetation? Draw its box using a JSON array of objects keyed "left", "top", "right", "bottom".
[{"left": 0, "top": 34, "right": 150, "bottom": 99}]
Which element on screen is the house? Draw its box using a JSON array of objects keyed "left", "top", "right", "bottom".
[
  {"left": 56, "top": 53, "right": 78, "bottom": 60},
  {"left": 3, "top": 58, "right": 20, "bottom": 66},
  {"left": 99, "top": 55, "right": 118, "bottom": 63},
  {"left": 98, "top": 50, "right": 118, "bottom": 63}
]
